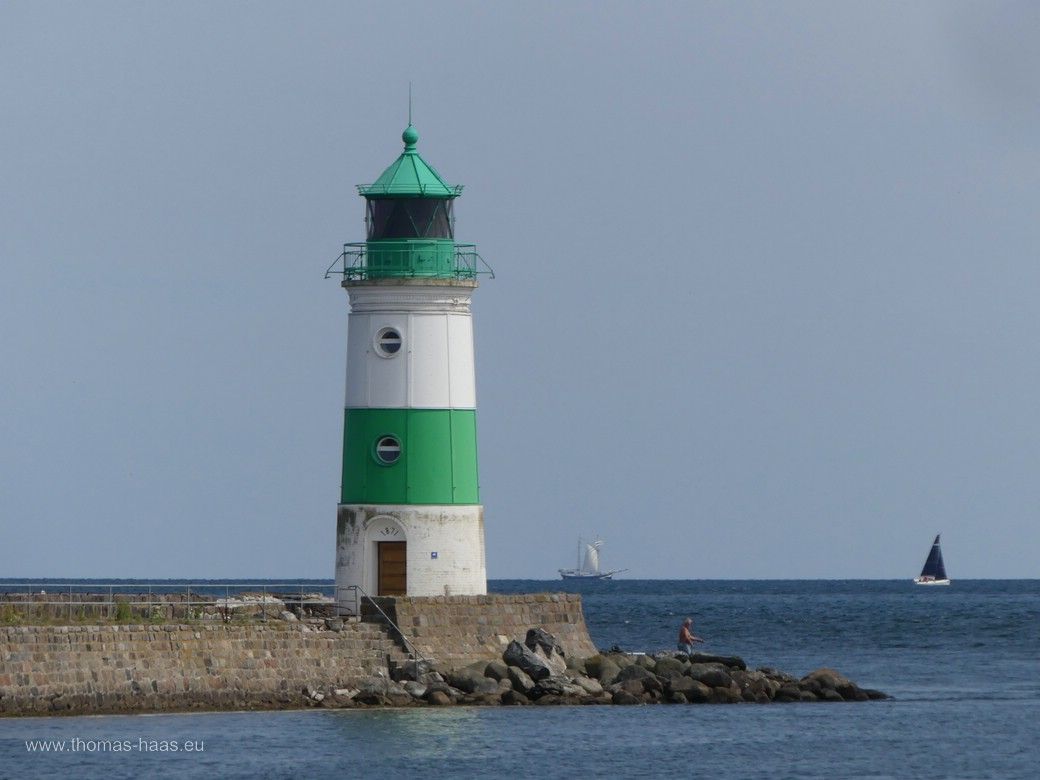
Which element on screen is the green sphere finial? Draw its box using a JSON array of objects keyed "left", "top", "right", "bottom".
[{"left": 402, "top": 125, "right": 419, "bottom": 149}]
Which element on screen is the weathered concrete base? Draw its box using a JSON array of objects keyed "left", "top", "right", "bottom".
[{"left": 336, "top": 504, "right": 487, "bottom": 598}]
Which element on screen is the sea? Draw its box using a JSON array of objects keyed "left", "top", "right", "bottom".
[{"left": 1, "top": 579, "right": 1037, "bottom": 779}]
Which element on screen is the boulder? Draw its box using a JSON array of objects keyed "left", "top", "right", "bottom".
[
  {"left": 565, "top": 655, "right": 587, "bottom": 674},
  {"left": 653, "top": 656, "right": 685, "bottom": 678},
  {"left": 484, "top": 661, "right": 509, "bottom": 681},
  {"left": 666, "top": 676, "right": 710, "bottom": 702},
  {"left": 758, "top": 667, "right": 796, "bottom": 685},
  {"left": 450, "top": 673, "right": 499, "bottom": 696},
  {"left": 612, "top": 690, "right": 641, "bottom": 705},
  {"left": 798, "top": 680, "right": 820, "bottom": 695},
  {"left": 595, "top": 659, "right": 622, "bottom": 686},
  {"left": 711, "top": 686, "right": 742, "bottom": 704},
  {"left": 686, "top": 652, "right": 747, "bottom": 671},
  {"left": 496, "top": 678, "right": 513, "bottom": 694},
  {"left": 634, "top": 654, "right": 656, "bottom": 670},
  {"left": 530, "top": 676, "right": 568, "bottom": 698},
  {"left": 731, "top": 670, "right": 773, "bottom": 700},
  {"left": 533, "top": 694, "right": 565, "bottom": 706},
  {"left": 474, "top": 678, "right": 501, "bottom": 694},
  {"left": 863, "top": 688, "right": 888, "bottom": 700},
  {"left": 501, "top": 689, "right": 530, "bottom": 706},
  {"left": 279, "top": 611, "right": 297, "bottom": 622},
  {"left": 774, "top": 685, "right": 801, "bottom": 702},
  {"left": 837, "top": 684, "right": 869, "bottom": 702},
  {"left": 668, "top": 692, "right": 688, "bottom": 704},
  {"left": 615, "top": 664, "right": 654, "bottom": 684},
  {"left": 358, "top": 676, "right": 410, "bottom": 700},
  {"left": 687, "top": 664, "right": 733, "bottom": 689},
  {"left": 424, "top": 681, "right": 452, "bottom": 694},
  {"left": 525, "top": 628, "right": 566, "bottom": 657},
  {"left": 819, "top": 688, "right": 844, "bottom": 702},
  {"left": 583, "top": 654, "right": 608, "bottom": 677},
  {"left": 642, "top": 675, "right": 664, "bottom": 694},
  {"left": 402, "top": 682, "right": 427, "bottom": 700},
  {"left": 503, "top": 640, "right": 553, "bottom": 681},
  {"left": 573, "top": 676, "right": 604, "bottom": 696},
  {"left": 354, "top": 693, "right": 388, "bottom": 706},
  {"left": 426, "top": 690, "right": 452, "bottom": 706},
  {"left": 390, "top": 659, "right": 439, "bottom": 682},
  {"left": 531, "top": 675, "right": 586, "bottom": 699},
  {"left": 617, "top": 679, "right": 646, "bottom": 698},
  {"left": 324, "top": 618, "right": 344, "bottom": 632},
  {"left": 687, "top": 680, "right": 712, "bottom": 703},
  {"left": 534, "top": 645, "right": 568, "bottom": 676},
  {"left": 446, "top": 669, "right": 486, "bottom": 694},
  {"left": 507, "top": 665, "right": 537, "bottom": 695},
  {"left": 801, "top": 668, "right": 850, "bottom": 691},
  {"left": 608, "top": 652, "right": 634, "bottom": 669}
]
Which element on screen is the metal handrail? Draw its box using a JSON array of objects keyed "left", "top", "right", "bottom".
[
  {"left": 0, "top": 582, "right": 336, "bottom": 624},
  {"left": 339, "top": 584, "right": 428, "bottom": 678},
  {"left": 355, "top": 183, "right": 464, "bottom": 197},
  {"left": 325, "top": 242, "right": 495, "bottom": 281},
  {"left": 0, "top": 581, "right": 334, "bottom": 589}
]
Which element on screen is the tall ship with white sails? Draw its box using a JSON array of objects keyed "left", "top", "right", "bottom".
[{"left": 559, "top": 538, "right": 627, "bottom": 580}]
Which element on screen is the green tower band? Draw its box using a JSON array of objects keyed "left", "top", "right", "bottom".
[{"left": 340, "top": 408, "right": 479, "bottom": 505}]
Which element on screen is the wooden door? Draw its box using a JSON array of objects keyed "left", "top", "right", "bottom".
[{"left": 377, "top": 541, "right": 407, "bottom": 596}]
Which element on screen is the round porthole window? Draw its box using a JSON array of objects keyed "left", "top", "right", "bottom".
[
  {"left": 374, "top": 435, "right": 402, "bottom": 465},
  {"left": 375, "top": 327, "right": 402, "bottom": 357}
]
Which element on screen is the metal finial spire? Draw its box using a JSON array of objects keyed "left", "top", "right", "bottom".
[{"left": 408, "top": 82, "right": 412, "bottom": 125}]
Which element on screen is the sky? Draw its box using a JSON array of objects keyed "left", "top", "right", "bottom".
[{"left": 1, "top": 1, "right": 1038, "bottom": 579}]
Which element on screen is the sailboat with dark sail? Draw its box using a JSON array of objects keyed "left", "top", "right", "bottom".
[{"left": 913, "top": 534, "right": 951, "bottom": 585}]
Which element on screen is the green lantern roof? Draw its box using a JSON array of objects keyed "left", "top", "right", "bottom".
[{"left": 358, "top": 125, "right": 463, "bottom": 198}]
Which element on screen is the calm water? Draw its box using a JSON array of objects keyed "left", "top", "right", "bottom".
[{"left": 2, "top": 579, "right": 1038, "bottom": 779}]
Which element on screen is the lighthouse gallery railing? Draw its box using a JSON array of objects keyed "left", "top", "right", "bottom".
[{"left": 325, "top": 242, "right": 494, "bottom": 281}]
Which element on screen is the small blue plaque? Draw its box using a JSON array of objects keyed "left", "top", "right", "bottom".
[{"left": 431, "top": 551, "right": 438, "bottom": 559}]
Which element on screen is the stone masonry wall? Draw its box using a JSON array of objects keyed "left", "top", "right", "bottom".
[
  {"left": 0, "top": 594, "right": 599, "bottom": 716},
  {"left": 0, "top": 622, "right": 402, "bottom": 716},
  {"left": 366, "top": 593, "right": 599, "bottom": 668}
]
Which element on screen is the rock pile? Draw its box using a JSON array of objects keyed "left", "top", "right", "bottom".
[{"left": 309, "top": 628, "right": 886, "bottom": 708}]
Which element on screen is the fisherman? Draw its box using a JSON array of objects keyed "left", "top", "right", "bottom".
[{"left": 677, "top": 617, "right": 704, "bottom": 655}]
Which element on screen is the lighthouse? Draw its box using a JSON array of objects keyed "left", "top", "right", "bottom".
[{"left": 331, "top": 124, "right": 490, "bottom": 602}]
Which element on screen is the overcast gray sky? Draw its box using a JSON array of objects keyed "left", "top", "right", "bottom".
[{"left": 2, "top": 1, "right": 1038, "bottom": 579}]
